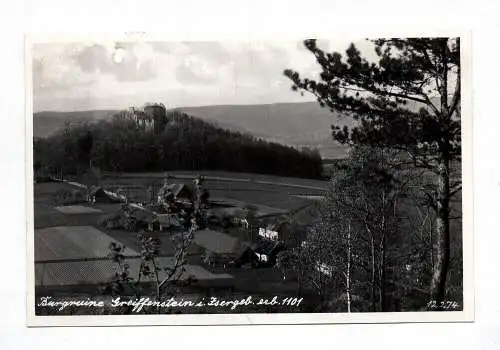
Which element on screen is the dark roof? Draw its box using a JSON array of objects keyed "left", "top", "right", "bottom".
[
  {"left": 88, "top": 186, "right": 106, "bottom": 195},
  {"left": 158, "top": 183, "right": 192, "bottom": 198},
  {"left": 127, "top": 205, "right": 156, "bottom": 223},
  {"left": 254, "top": 240, "right": 284, "bottom": 255},
  {"left": 157, "top": 213, "right": 182, "bottom": 227}
]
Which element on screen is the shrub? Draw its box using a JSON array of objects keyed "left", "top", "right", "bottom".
[
  {"left": 99, "top": 213, "right": 122, "bottom": 229},
  {"left": 54, "top": 188, "right": 87, "bottom": 205}
]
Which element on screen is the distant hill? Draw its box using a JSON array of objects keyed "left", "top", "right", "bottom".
[
  {"left": 34, "top": 110, "right": 119, "bottom": 138},
  {"left": 34, "top": 102, "right": 354, "bottom": 158},
  {"left": 34, "top": 109, "right": 324, "bottom": 179},
  {"left": 177, "top": 102, "right": 352, "bottom": 159}
]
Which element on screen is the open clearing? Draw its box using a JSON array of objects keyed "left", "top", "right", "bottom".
[
  {"left": 292, "top": 195, "right": 325, "bottom": 201},
  {"left": 54, "top": 205, "right": 103, "bottom": 214},
  {"left": 33, "top": 172, "right": 324, "bottom": 294},
  {"left": 101, "top": 170, "right": 329, "bottom": 190},
  {"left": 35, "top": 226, "right": 131, "bottom": 261},
  {"left": 194, "top": 230, "right": 241, "bottom": 254},
  {"left": 34, "top": 225, "right": 234, "bottom": 287},
  {"left": 209, "top": 197, "right": 287, "bottom": 216},
  {"left": 92, "top": 171, "right": 326, "bottom": 213},
  {"left": 36, "top": 257, "right": 233, "bottom": 287}
]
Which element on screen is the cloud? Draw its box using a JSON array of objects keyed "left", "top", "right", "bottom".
[
  {"left": 73, "top": 43, "right": 157, "bottom": 82},
  {"left": 33, "top": 39, "right": 374, "bottom": 111},
  {"left": 74, "top": 44, "right": 110, "bottom": 73},
  {"left": 175, "top": 60, "right": 218, "bottom": 85},
  {"left": 32, "top": 43, "right": 103, "bottom": 94},
  {"left": 164, "top": 41, "right": 232, "bottom": 85},
  {"left": 149, "top": 42, "right": 190, "bottom": 55},
  {"left": 183, "top": 41, "right": 232, "bottom": 65},
  {"left": 232, "top": 44, "right": 293, "bottom": 86}
]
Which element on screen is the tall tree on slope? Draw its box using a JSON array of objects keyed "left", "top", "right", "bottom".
[{"left": 284, "top": 38, "right": 461, "bottom": 305}]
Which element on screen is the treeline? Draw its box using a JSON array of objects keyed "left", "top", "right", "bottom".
[
  {"left": 34, "top": 104, "right": 324, "bottom": 179},
  {"left": 276, "top": 146, "right": 463, "bottom": 312}
]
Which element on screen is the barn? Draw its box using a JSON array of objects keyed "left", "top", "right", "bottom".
[
  {"left": 87, "top": 186, "right": 116, "bottom": 204},
  {"left": 158, "top": 183, "right": 193, "bottom": 201},
  {"left": 157, "top": 213, "right": 183, "bottom": 230},
  {"left": 253, "top": 240, "right": 285, "bottom": 266},
  {"left": 124, "top": 204, "right": 158, "bottom": 231}
]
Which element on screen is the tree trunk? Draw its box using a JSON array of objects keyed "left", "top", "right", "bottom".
[
  {"left": 431, "top": 45, "right": 452, "bottom": 307},
  {"left": 378, "top": 192, "right": 387, "bottom": 312},
  {"left": 379, "top": 235, "right": 386, "bottom": 311},
  {"left": 346, "top": 221, "right": 352, "bottom": 313},
  {"left": 370, "top": 236, "right": 376, "bottom": 312},
  {"left": 430, "top": 157, "right": 451, "bottom": 306}
]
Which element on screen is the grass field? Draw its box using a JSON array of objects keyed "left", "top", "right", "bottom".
[
  {"left": 194, "top": 230, "right": 241, "bottom": 254},
  {"left": 95, "top": 171, "right": 325, "bottom": 212},
  {"left": 36, "top": 256, "right": 234, "bottom": 287},
  {"left": 33, "top": 169, "right": 462, "bottom": 313},
  {"left": 54, "top": 205, "right": 103, "bottom": 214},
  {"left": 35, "top": 226, "right": 125, "bottom": 261},
  {"left": 101, "top": 170, "right": 330, "bottom": 189},
  {"left": 33, "top": 172, "right": 317, "bottom": 301}
]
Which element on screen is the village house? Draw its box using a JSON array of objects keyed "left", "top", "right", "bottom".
[
  {"left": 258, "top": 226, "right": 279, "bottom": 240},
  {"left": 123, "top": 203, "right": 158, "bottom": 231},
  {"left": 156, "top": 213, "right": 183, "bottom": 231},
  {"left": 87, "top": 186, "right": 115, "bottom": 204},
  {"left": 157, "top": 182, "right": 193, "bottom": 206},
  {"left": 253, "top": 240, "right": 285, "bottom": 266}
]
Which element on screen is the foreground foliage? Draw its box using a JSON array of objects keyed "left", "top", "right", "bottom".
[{"left": 285, "top": 38, "right": 462, "bottom": 305}]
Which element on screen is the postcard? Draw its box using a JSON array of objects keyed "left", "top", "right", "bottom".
[{"left": 26, "top": 32, "right": 473, "bottom": 326}]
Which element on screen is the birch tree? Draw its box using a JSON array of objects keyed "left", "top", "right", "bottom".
[
  {"left": 284, "top": 38, "right": 461, "bottom": 305},
  {"left": 297, "top": 146, "right": 417, "bottom": 312}
]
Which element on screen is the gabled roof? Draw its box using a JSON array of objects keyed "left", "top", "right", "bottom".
[
  {"left": 167, "top": 184, "right": 185, "bottom": 197},
  {"left": 88, "top": 185, "right": 103, "bottom": 195},
  {"left": 157, "top": 213, "right": 182, "bottom": 227},
  {"left": 254, "top": 240, "right": 284, "bottom": 255},
  {"left": 158, "top": 183, "right": 192, "bottom": 198},
  {"left": 127, "top": 205, "right": 156, "bottom": 223},
  {"left": 103, "top": 190, "right": 127, "bottom": 202}
]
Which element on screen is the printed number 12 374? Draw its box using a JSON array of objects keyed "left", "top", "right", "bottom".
[{"left": 427, "top": 300, "right": 460, "bottom": 310}]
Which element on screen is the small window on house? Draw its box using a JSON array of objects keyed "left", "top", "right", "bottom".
[{"left": 255, "top": 252, "right": 268, "bottom": 262}]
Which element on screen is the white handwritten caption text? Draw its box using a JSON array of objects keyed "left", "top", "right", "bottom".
[{"left": 37, "top": 296, "right": 304, "bottom": 313}]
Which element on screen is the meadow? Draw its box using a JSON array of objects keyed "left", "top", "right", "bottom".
[{"left": 33, "top": 172, "right": 321, "bottom": 313}]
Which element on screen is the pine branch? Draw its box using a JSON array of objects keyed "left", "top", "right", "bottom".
[
  {"left": 449, "top": 184, "right": 462, "bottom": 198},
  {"left": 449, "top": 72, "right": 461, "bottom": 119}
]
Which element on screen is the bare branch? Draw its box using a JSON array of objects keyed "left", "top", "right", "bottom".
[
  {"left": 449, "top": 39, "right": 461, "bottom": 118},
  {"left": 449, "top": 184, "right": 462, "bottom": 198},
  {"left": 449, "top": 75, "right": 461, "bottom": 119}
]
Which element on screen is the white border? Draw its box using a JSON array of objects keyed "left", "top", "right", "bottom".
[{"left": 25, "top": 30, "right": 474, "bottom": 327}]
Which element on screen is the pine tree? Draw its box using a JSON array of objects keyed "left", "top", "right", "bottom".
[{"left": 284, "top": 38, "right": 461, "bottom": 305}]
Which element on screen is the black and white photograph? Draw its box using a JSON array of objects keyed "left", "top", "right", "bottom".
[{"left": 27, "top": 35, "right": 472, "bottom": 325}]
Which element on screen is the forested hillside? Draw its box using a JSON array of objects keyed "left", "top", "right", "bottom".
[
  {"left": 34, "top": 105, "right": 324, "bottom": 179},
  {"left": 33, "top": 102, "right": 353, "bottom": 159}
]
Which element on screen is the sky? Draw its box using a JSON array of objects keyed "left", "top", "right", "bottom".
[{"left": 32, "top": 39, "right": 376, "bottom": 112}]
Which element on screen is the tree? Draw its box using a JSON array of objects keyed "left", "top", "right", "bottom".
[
  {"left": 77, "top": 129, "right": 94, "bottom": 169},
  {"left": 103, "top": 177, "right": 205, "bottom": 313},
  {"left": 284, "top": 38, "right": 461, "bottom": 305},
  {"left": 35, "top": 104, "right": 324, "bottom": 180},
  {"left": 296, "top": 147, "right": 414, "bottom": 312}
]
